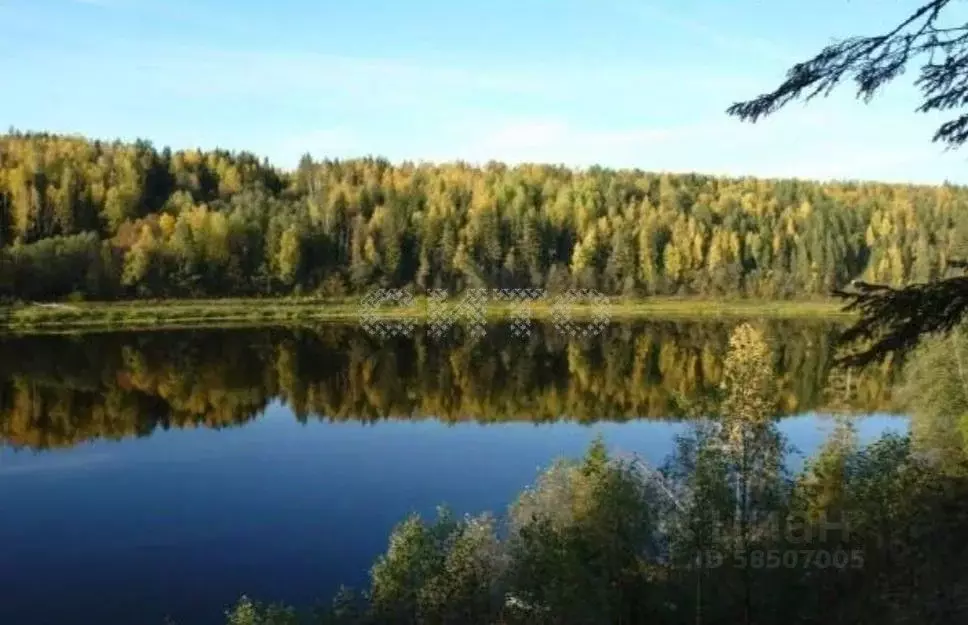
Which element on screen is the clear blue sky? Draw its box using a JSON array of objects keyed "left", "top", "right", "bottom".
[{"left": 3, "top": 0, "right": 968, "bottom": 183}]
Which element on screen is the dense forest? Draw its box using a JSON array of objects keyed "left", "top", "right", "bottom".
[
  {"left": 0, "top": 321, "right": 896, "bottom": 450},
  {"left": 2, "top": 131, "right": 968, "bottom": 301}
]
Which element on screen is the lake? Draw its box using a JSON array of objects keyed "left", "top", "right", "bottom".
[{"left": 0, "top": 321, "right": 907, "bottom": 625}]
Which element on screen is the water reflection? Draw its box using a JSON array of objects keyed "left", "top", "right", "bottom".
[
  {"left": 269, "top": 324, "right": 966, "bottom": 625},
  {"left": 0, "top": 320, "right": 896, "bottom": 450},
  {"left": 0, "top": 320, "right": 955, "bottom": 625}
]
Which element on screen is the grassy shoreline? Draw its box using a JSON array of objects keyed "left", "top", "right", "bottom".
[{"left": 0, "top": 296, "right": 853, "bottom": 335}]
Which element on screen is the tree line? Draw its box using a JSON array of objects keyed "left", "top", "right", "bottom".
[{"left": 2, "top": 131, "right": 968, "bottom": 301}]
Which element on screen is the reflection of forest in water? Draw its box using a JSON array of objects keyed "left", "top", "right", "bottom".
[{"left": 0, "top": 320, "right": 898, "bottom": 450}]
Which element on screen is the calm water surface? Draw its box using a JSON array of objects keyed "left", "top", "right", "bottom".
[{"left": 0, "top": 321, "right": 905, "bottom": 625}]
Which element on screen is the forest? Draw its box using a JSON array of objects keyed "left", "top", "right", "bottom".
[{"left": 2, "top": 131, "right": 968, "bottom": 302}]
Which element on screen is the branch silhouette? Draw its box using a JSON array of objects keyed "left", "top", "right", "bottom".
[
  {"left": 833, "top": 269, "right": 968, "bottom": 367},
  {"left": 727, "top": 0, "right": 968, "bottom": 147},
  {"left": 728, "top": 0, "right": 968, "bottom": 366}
]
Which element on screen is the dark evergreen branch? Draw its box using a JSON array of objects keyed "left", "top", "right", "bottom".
[
  {"left": 727, "top": 0, "right": 968, "bottom": 147},
  {"left": 833, "top": 269, "right": 968, "bottom": 367}
]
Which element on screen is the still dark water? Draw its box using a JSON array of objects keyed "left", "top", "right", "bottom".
[{"left": 0, "top": 321, "right": 906, "bottom": 625}]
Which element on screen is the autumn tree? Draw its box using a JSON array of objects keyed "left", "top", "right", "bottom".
[
  {"left": 5, "top": 130, "right": 968, "bottom": 305},
  {"left": 727, "top": 0, "right": 968, "bottom": 366}
]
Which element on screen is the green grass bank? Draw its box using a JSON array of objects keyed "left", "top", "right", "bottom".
[{"left": 0, "top": 296, "right": 852, "bottom": 335}]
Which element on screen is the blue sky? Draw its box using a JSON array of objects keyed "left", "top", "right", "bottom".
[{"left": 3, "top": 0, "right": 968, "bottom": 183}]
